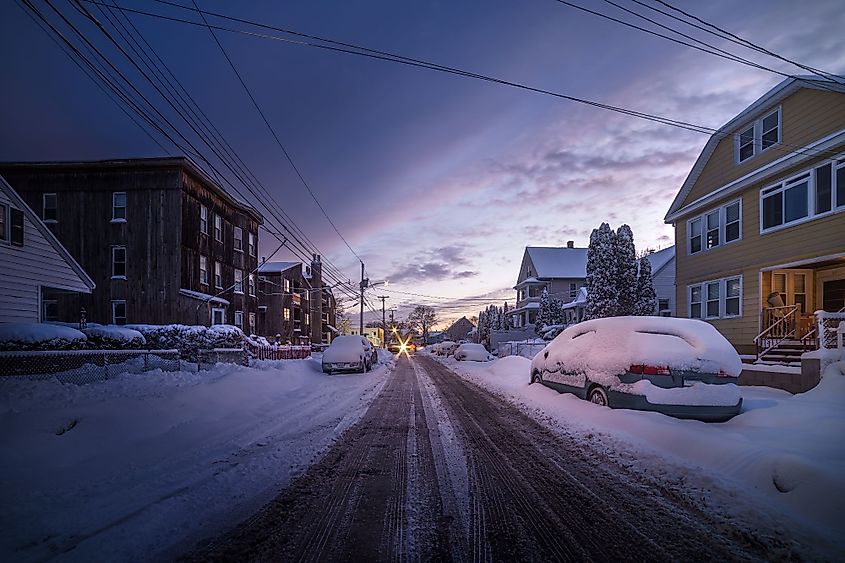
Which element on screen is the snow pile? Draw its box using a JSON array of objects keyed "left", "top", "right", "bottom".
[
  {"left": 533, "top": 316, "right": 742, "bottom": 387},
  {"left": 435, "top": 355, "right": 845, "bottom": 553},
  {"left": 126, "top": 324, "right": 245, "bottom": 360},
  {"left": 0, "top": 323, "right": 87, "bottom": 351},
  {"left": 0, "top": 356, "right": 393, "bottom": 561},
  {"left": 81, "top": 326, "right": 146, "bottom": 349},
  {"left": 628, "top": 379, "right": 741, "bottom": 406}
]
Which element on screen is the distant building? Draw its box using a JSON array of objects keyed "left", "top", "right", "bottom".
[
  {"left": 444, "top": 316, "right": 475, "bottom": 342},
  {"left": 0, "top": 175, "right": 94, "bottom": 323},
  {"left": 643, "top": 246, "right": 676, "bottom": 317},
  {"left": 349, "top": 327, "right": 384, "bottom": 347},
  {"left": 0, "top": 157, "right": 263, "bottom": 330}
]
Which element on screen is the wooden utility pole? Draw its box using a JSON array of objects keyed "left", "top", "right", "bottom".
[
  {"left": 359, "top": 262, "right": 366, "bottom": 337},
  {"left": 377, "top": 296, "right": 389, "bottom": 347}
]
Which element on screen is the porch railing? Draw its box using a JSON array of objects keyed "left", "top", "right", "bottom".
[
  {"left": 754, "top": 305, "right": 800, "bottom": 361},
  {"left": 815, "top": 309, "right": 845, "bottom": 350}
]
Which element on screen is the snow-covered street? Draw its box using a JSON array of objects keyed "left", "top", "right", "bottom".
[
  {"left": 0, "top": 354, "right": 393, "bottom": 562},
  {"left": 432, "top": 352, "right": 845, "bottom": 557}
]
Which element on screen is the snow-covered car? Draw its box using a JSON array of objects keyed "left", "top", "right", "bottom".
[
  {"left": 530, "top": 317, "right": 743, "bottom": 422},
  {"left": 454, "top": 343, "right": 494, "bottom": 362},
  {"left": 322, "top": 335, "right": 378, "bottom": 374},
  {"left": 438, "top": 341, "right": 459, "bottom": 356}
]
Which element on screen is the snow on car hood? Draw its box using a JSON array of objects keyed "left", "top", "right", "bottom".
[
  {"left": 531, "top": 316, "right": 742, "bottom": 382},
  {"left": 322, "top": 337, "right": 366, "bottom": 363}
]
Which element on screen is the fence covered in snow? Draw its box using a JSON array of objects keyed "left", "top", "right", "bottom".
[
  {"left": 497, "top": 340, "right": 547, "bottom": 360},
  {"left": 0, "top": 349, "right": 180, "bottom": 385},
  {"left": 248, "top": 345, "right": 312, "bottom": 361}
]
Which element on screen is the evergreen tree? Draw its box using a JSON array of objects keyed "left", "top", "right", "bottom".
[
  {"left": 615, "top": 224, "right": 638, "bottom": 316},
  {"left": 549, "top": 297, "right": 565, "bottom": 326},
  {"left": 502, "top": 302, "right": 512, "bottom": 329},
  {"left": 535, "top": 287, "right": 551, "bottom": 335},
  {"left": 585, "top": 223, "right": 619, "bottom": 319},
  {"left": 635, "top": 256, "right": 658, "bottom": 316}
]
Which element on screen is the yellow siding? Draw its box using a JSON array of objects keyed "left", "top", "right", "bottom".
[{"left": 681, "top": 88, "right": 845, "bottom": 208}]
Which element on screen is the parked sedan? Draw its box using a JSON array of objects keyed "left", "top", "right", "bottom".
[
  {"left": 529, "top": 316, "right": 743, "bottom": 422},
  {"left": 438, "top": 341, "right": 459, "bottom": 356},
  {"left": 454, "top": 343, "right": 494, "bottom": 362},
  {"left": 322, "top": 335, "right": 378, "bottom": 374}
]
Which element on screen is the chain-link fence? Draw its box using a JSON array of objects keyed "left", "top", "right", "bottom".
[
  {"left": 497, "top": 340, "right": 547, "bottom": 360},
  {"left": 0, "top": 349, "right": 180, "bottom": 385},
  {"left": 196, "top": 348, "right": 249, "bottom": 370}
]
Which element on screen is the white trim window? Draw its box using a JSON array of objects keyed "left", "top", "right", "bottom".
[
  {"left": 234, "top": 269, "right": 244, "bottom": 293},
  {"left": 112, "top": 300, "right": 127, "bottom": 325},
  {"left": 248, "top": 273, "right": 256, "bottom": 296},
  {"left": 211, "top": 307, "right": 225, "bottom": 325},
  {"left": 112, "top": 192, "right": 127, "bottom": 221},
  {"left": 234, "top": 310, "right": 244, "bottom": 329},
  {"left": 234, "top": 226, "right": 243, "bottom": 252},
  {"left": 42, "top": 299, "right": 58, "bottom": 322},
  {"left": 43, "top": 193, "right": 57, "bottom": 223},
  {"left": 687, "top": 199, "right": 741, "bottom": 255},
  {"left": 735, "top": 107, "right": 780, "bottom": 163},
  {"left": 761, "top": 155, "right": 845, "bottom": 233},
  {"left": 248, "top": 312, "right": 256, "bottom": 335},
  {"left": 688, "top": 276, "right": 742, "bottom": 320},
  {"left": 214, "top": 214, "right": 223, "bottom": 242},
  {"left": 112, "top": 245, "right": 127, "bottom": 278},
  {"left": 215, "top": 261, "right": 223, "bottom": 289},
  {"left": 0, "top": 203, "right": 7, "bottom": 242},
  {"left": 200, "top": 255, "right": 208, "bottom": 285},
  {"left": 283, "top": 278, "right": 291, "bottom": 293},
  {"left": 248, "top": 232, "right": 256, "bottom": 257},
  {"left": 284, "top": 307, "right": 291, "bottom": 321},
  {"left": 569, "top": 283, "right": 577, "bottom": 298},
  {"left": 200, "top": 205, "right": 208, "bottom": 235}
]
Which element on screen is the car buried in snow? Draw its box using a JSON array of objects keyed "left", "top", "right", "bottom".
[
  {"left": 437, "top": 341, "right": 459, "bottom": 356},
  {"left": 322, "top": 335, "right": 378, "bottom": 374},
  {"left": 454, "top": 343, "right": 494, "bottom": 362},
  {"left": 529, "top": 316, "right": 743, "bottom": 422}
]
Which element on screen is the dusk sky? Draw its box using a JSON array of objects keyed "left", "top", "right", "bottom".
[{"left": 2, "top": 0, "right": 844, "bottom": 325}]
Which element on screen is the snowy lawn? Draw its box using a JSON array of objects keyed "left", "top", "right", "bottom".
[
  {"left": 0, "top": 352, "right": 394, "bottom": 562},
  {"left": 431, "top": 352, "right": 845, "bottom": 555}
]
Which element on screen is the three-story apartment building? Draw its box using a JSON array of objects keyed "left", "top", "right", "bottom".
[
  {"left": 664, "top": 77, "right": 845, "bottom": 358},
  {"left": 0, "top": 157, "right": 263, "bottom": 330}
]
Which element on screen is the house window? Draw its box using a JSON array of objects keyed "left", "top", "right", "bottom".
[
  {"left": 234, "top": 269, "right": 243, "bottom": 293},
  {"left": 200, "top": 255, "right": 208, "bottom": 285},
  {"left": 304, "top": 312, "right": 310, "bottom": 326},
  {"left": 200, "top": 205, "right": 208, "bottom": 235},
  {"left": 0, "top": 203, "right": 6, "bottom": 242},
  {"left": 735, "top": 107, "right": 780, "bottom": 163},
  {"left": 112, "top": 300, "right": 127, "bottom": 325},
  {"left": 284, "top": 278, "right": 291, "bottom": 292},
  {"left": 689, "top": 276, "right": 742, "bottom": 320},
  {"left": 10, "top": 208, "right": 23, "bottom": 246},
  {"left": 772, "top": 272, "right": 787, "bottom": 305},
  {"left": 248, "top": 274, "right": 256, "bottom": 296},
  {"left": 761, "top": 173, "right": 810, "bottom": 231},
  {"left": 658, "top": 298, "right": 670, "bottom": 317},
  {"left": 284, "top": 307, "right": 291, "bottom": 321},
  {"left": 688, "top": 199, "right": 741, "bottom": 254},
  {"left": 816, "top": 163, "right": 832, "bottom": 214},
  {"left": 215, "top": 261, "right": 222, "bottom": 289},
  {"left": 112, "top": 192, "right": 127, "bottom": 221},
  {"left": 837, "top": 160, "right": 845, "bottom": 208},
  {"left": 211, "top": 307, "right": 225, "bottom": 325},
  {"left": 248, "top": 232, "right": 256, "bottom": 256},
  {"left": 249, "top": 313, "right": 256, "bottom": 335},
  {"left": 214, "top": 214, "right": 223, "bottom": 242},
  {"left": 112, "top": 246, "right": 127, "bottom": 278},
  {"left": 234, "top": 227, "right": 243, "bottom": 252},
  {"left": 569, "top": 283, "right": 577, "bottom": 298},
  {"left": 793, "top": 273, "right": 806, "bottom": 313},
  {"left": 689, "top": 286, "right": 702, "bottom": 319},
  {"left": 42, "top": 299, "right": 58, "bottom": 322},
  {"left": 234, "top": 310, "right": 244, "bottom": 329},
  {"left": 43, "top": 193, "right": 57, "bottom": 222}
]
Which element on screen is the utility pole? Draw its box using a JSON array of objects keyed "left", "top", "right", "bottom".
[
  {"left": 359, "top": 262, "right": 367, "bottom": 337},
  {"left": 377, "top": 296, "right": 389, "bottom": 348}
]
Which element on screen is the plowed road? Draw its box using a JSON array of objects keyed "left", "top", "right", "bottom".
[{"left": 188, "top": 354, "right": 775, "bottom": 562}]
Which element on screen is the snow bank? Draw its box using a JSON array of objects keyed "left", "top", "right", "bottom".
[
  {"left": 627, "top": 380, "right": 742, "bottom": 406},
  {"left": 0, "top": 356, "right": 393, "bottom": 561},
  {"left": 533, "top": 316, "right": 742, "bottom": 387},
  {"left": 435, "top": 354, "right": 845, "bottom": 555},
  {"left": 81, "top": 326, "right": 146, "bottom": 349},
  {"left": 126, "top": 324, "right": 245, "bottom": 360},
  {"left": 0, "top": 323, "right": 87, "bottom": 351}
]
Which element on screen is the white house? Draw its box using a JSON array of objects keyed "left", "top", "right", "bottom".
[
  {"left": 0, "top": 175, "right": 94, "bottom": 323},
  {"left": 644, "top": 246, "right": 676, "bottom": 317}
]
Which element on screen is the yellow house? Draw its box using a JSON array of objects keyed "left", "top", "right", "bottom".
[{"left": 665, "top": 76, "right": 845, "bottom": 362}]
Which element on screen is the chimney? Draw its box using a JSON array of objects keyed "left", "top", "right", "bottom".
[{"left": 567, "top": 240, "right": 574, "bottom": 248}]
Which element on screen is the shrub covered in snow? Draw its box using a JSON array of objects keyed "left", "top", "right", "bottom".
[
  {"left": 81, "top": 326, "right": 146, "bottom": 350},
  {"left": 0, "top": 323, "right": 88, "bottom": 351},
  {"left": 126, "top": 324, "right": 246, "bottom": 360}
]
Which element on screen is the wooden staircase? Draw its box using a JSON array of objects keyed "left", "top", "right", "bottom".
[{"left": 756, "top": 339, "right": 805, "bottom": 365}]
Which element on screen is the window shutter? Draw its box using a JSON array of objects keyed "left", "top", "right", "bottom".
[{"left": 10, "top": 208, "right": 24, "bottom": 246}]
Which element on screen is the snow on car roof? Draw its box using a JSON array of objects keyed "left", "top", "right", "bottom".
[{"left": 533, "top": 316, "right": 742, "bottom": 383}]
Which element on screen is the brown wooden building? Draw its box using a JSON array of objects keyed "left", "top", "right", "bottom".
[{"left": 0, "top": 157, "right": 263, "bottom": 330}]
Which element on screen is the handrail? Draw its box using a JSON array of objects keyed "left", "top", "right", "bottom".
[{"left": 754, "top": 304, "right": 799, "bottom": 361}]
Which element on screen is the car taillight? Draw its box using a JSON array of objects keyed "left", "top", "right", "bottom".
[
  {"left": 629, "top": 364, "right": 671, "bottom": 376},
  {"left": 717, "top": 370, "right": 733, "bottom": 378}
]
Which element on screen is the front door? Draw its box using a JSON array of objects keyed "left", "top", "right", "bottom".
[
  {"left": 211, "top": 307, "right": 226, "bottom": 325},
  {"left": 823, "top": 279, "right": 845, "bottom": 312}
]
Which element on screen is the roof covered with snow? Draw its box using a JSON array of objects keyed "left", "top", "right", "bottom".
[
  {"left": 524, "top": 246, "right": 588, "bottom": 280},
  {"left": 641, "top": 246, "right": 675, "bottom": 276},
  {"left": 178, "top": 288, "right": 230, "bottom": 306},
  {"left": 257, "top": 261, "right": 300, "bottom": 274}
]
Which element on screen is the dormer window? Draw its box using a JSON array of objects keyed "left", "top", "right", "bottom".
[{"left": 735, "top": 107, "right": 780, "bottom": 163}]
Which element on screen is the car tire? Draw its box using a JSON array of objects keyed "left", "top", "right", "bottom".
[
  {"left": 324, "top": 368, "right": 332, "bottom": 375},
  {"left": 530, "top": 370, "right": 541, "bottom": 384},
  {"left": 588, "top": 385, "right": 609, "bottom": 407}
]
